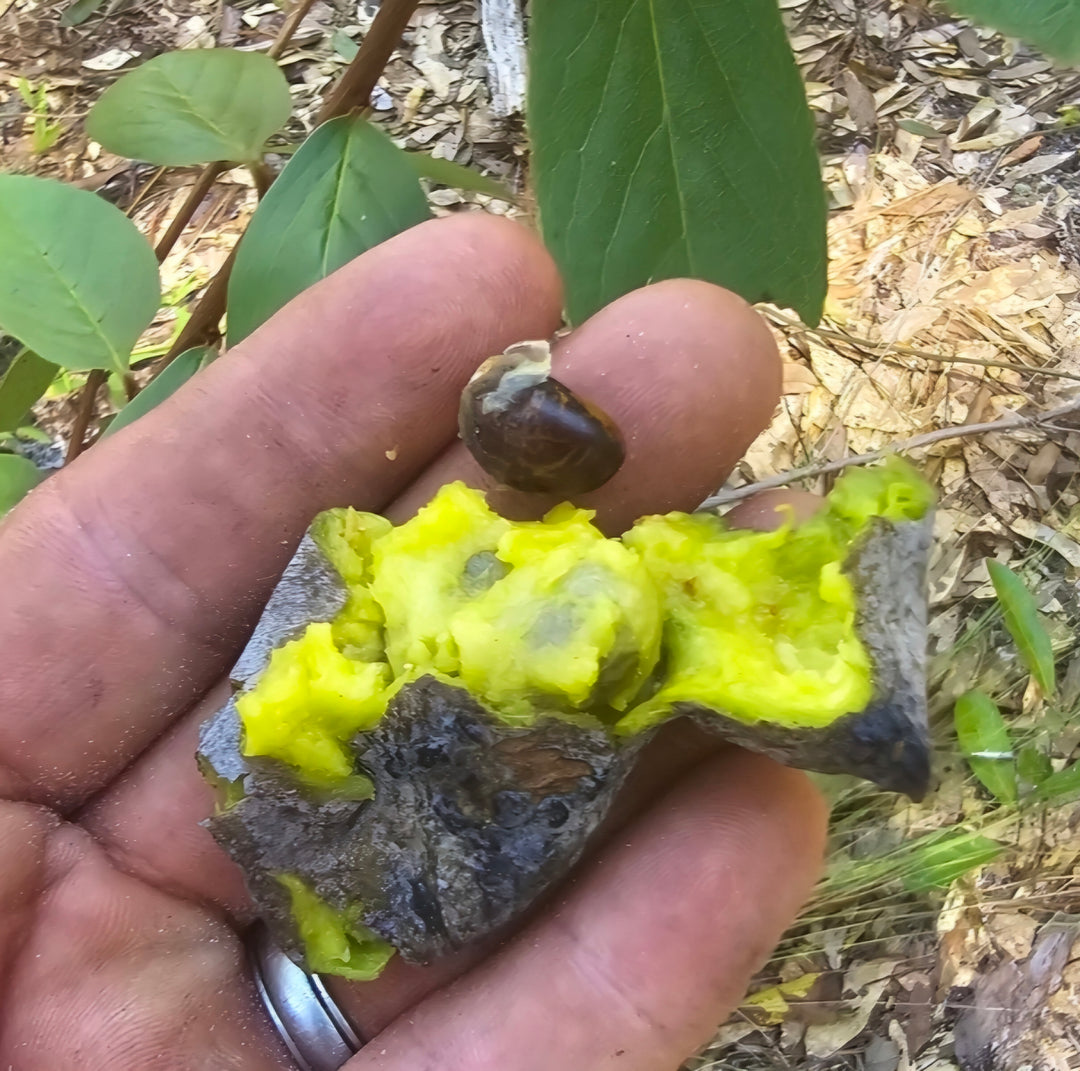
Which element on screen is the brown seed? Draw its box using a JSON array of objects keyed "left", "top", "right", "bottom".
[{"left": 458, "top": 341, "right": 625, "bottom": 496}]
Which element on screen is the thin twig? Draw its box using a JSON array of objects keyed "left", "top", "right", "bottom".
[
  {"left": 317, "top": 0, "right": 420, "bottom": 122},
  {"left": 266, "top": 0, "right": 320, "bottom": 59},
  {"left": 700, "top": 397, "right": 1080, "bottom": 509},
  {"left": 765, "top": 308, "right": 1080, "bottom": 383},
  {"left": 65, "top": 369, "right": 106, "bottom": 463},
  {"left": 157, "top": 245, "right": 238, "bottom": 369},
  {"left": 127, "top": 165, "right": 167, "bottom": 215},
  {"left": 154, "top": 162, "right": 227, "bottom": 263}
]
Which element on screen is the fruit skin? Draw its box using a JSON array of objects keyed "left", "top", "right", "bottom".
[
  {"left": 205, "top": 675, "right": 633, "bottom": 965},
  {"left": 196, "top": 484, "right": 933, "bottom": 973},
  {"left": 197, "top": 532, "right": 637, "bottom": 966},
  {"left": 685, "top": 515, "right": 933, "bottom": 800},
  {"left": 458, "top": 340, "right": 625, "bottom": 495}
]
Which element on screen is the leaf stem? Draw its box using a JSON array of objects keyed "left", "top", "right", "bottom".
[
  {"left": 699, "top": 397, "right": 1080, "bottom": 509},
  {"left": 317, "top": 0, "right": 420, "bottom": 122},
  {"left": 266, "top": 0, "right": 320, "bottom": 59},
  {"left": 154, "top": 161, "right": 227, "bottom": 263},
  {"left": 157, "top": 245, "right": 238, "bottom": 370},
  {"left": 65, "top": 369, "right": 106, "bottom": 463},
  {"left": 151, "top": 0, "right": 319, "bottom": 265}
]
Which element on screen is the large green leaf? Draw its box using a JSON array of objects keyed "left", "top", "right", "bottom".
[
  {"left": 947, "top": 0, "right": 1080, "bottom": 65},
  {"left": 227, "top": 116, "right": 431, "bottom": 346},
  {"left": 0, "top": 351, "right": 57, "bottom": 432},
  {"left": 528, "top": 0, "right": 827, "bottom": 327},
  {"left": 0, "top": 454, "right": 44, "bottom": 517},
  {"left": 86, "top": 49, "right": 292, "bottom": 166},
  {"left": 0, "top": 176, "right": 161, "bottom": 375},
  {"left": 103, "top": 347, "right": 213, "bottom": 439}
]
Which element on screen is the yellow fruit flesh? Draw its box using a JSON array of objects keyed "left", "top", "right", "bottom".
[
  {"left": 236, "top": 457, "right": 933, "bottom": 784},
  {"left": 277, "top": 874, "right": 394, "bottom": 981}
]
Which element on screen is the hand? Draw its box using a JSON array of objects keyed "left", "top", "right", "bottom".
[{"left": 0, "top": 214, "right": 827, "bottom": 1071}]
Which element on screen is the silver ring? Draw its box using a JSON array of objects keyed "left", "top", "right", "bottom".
[{"left": 247, "top": 921, "right": 364, "bottom": 1071}]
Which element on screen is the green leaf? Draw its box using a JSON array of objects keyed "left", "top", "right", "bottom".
[
  {"left": 86, "top": 49, "right": 292, "bottom": 166},
  {"left": 947, "top": 0, "right": 1080, "bottom": 65},
  {"left": 407, "top": 152, "right": 516, "bottom": 201},
  {"left": 0, "top": 351, "right": 57, "bottom": 432},
  {"left": 1016, "top": 744, "right": 1053, "bottom": 790},
  {"left": 59, "top": 0, "right": 109, "bottom": 26},
  {"left": 528, "top": 0, "right": 827, "bottom": 327},
  {"left": 331, "top": 29, "right": 360, "bottom": 61},
  {"left": 902, "top": 830, "right": 1003, "bottom": 893},
  {"left": 1035, "top": 760, "right": 1080, "bottom": 802},
  {"left": 897, "top": 118, "right": 942, "bottom": 137},
  {"left": 227, "top": 116, "right": 431, "bottom": 346},
  {"left": 0, "top": 176, "right": 161, "bottom": 375},
  {"left": 954, "top": 690, "right": 1017, "bottom": 804},
  {"left": 103, "top": 347, "right": 213, "bottom": 439},
  {"left": 0, "top": 454, "right": 44, "bottom": 516},
  {"left": 987, "top": 559, "right": 1056, "bottom": 695}
]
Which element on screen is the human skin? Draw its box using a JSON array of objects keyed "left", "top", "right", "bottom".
[{"left": 0, "top": 213, "right": 827, "bottom": 1070}]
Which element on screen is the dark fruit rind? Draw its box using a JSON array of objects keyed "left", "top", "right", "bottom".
[
  {"left": 197, "top": 460, "right": 936, "bottom": 976},
  {"left": 204, "top": 677, "right": 635, "bottom": 964},
  {"left": 684, "top": 514, "right": 933, "bottom": 799},
  {"left": 459, "top": 340, "right": 625, "bottom": 495}
]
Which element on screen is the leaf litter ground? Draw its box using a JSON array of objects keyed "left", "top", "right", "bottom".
[{"left": 2, "top": 0, "right": 1080, "bottom": 1068}]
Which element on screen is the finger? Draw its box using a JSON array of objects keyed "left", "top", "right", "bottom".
[
  {"left": 82, "top": 279, "right": 782, "bottom": 910},
  {"left": 344, "top": 752, "right": 827, "bottom": 1070},
  {"left": 390, "top": 278, "right": 782, "bottom": 533},
  {"left": 0, "top": 214, "right": 563, "bottom": 807},
  {"left": 0, "top": 819, "right": 291, "bottom": 1070},
  {"left": 723, "top": 488, "right": 823, "bottom": 531},
  {"left": 317, "top": 720, "right": 731, "bottom": 1035},
  {"left": 79, "top": 683, "right": 254, "bottom": 917}
]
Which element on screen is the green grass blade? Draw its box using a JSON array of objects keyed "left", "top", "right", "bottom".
[{"left": 987, "top": 558, "right": 1056, "bottom": 695}]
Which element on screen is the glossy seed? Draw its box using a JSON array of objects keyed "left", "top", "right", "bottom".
[{"left": 458, "top": 340, "right": 625, "bottom": 495}]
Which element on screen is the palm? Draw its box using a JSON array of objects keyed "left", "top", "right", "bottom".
[{"left": 0, "top": 215, "right": 825, "bottom": 1071}]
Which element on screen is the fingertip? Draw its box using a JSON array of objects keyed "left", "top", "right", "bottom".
[
  {"left": 558, "top": 277, "right": 783, "bottom": 456},
  {"left": 406, "top": 212, "right": 565, "bottom": 324},
  {"left": 725, "top": 489, "right": 824, "bottom": 532},
  {"left": 391, "top": 276, "right": 785, "bottom": 530}
]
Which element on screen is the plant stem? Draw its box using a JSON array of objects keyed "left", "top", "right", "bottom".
[
  {"left": 158, "top": 246, "right": 239, "bottom": 368},
  {"left": 699, "top": 397, "right": 1080, "bottom": 510},
  {"left": 317, "top": 0, "right": 420, "bottom": 122},
  {"left": 153, "top": 0, "right": 420, "bottom": 367},
  {"left": 154, "top": 161, "right": 227, "bottom": 263},
  {"left": 266, "top": 0, "right": 320, "bottom": 59},
  {"left": 249, "top": 160, "right": 275, "bottom": 199},
  {"left": 149, "top": 0, "right": 320, "bottom": 267},
  {"left": 65, "top": 369, "right": 106, "bottom": 464}
]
